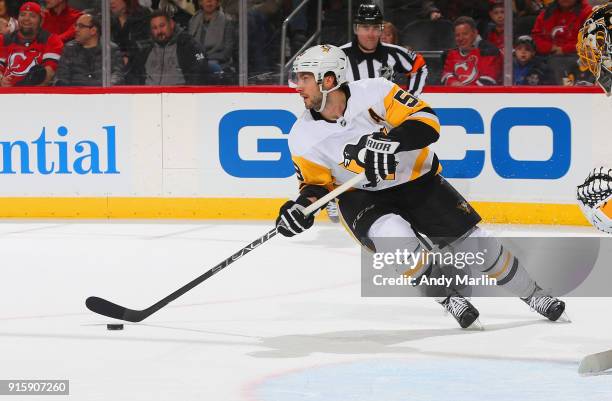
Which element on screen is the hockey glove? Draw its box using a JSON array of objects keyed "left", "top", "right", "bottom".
[
  {"left": 276, "top": 197, "right": 315, "bottom": 237},
  {"left": 364, "top": 131, "right": 399, "bottom": 187}
]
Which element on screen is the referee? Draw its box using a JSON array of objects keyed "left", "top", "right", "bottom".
[
  {"left": 326, "top": 2, "right": 429, "bottom": 223},
  {"left": 339, "top": 3, "right": 428, "bottom": 96}
]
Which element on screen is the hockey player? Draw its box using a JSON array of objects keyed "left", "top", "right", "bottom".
[
  {"left": 576, "top": 4, "right": 612, "bottom": 234},
  {"left": 276, "top": 44, "right": 566, "bottom": 328},
  {"left": 326, "top": 2, "right": 428, "bottom": 223}
]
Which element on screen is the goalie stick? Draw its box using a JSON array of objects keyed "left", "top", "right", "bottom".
[
  {"left": 578, "top": 349, "right": 612, "bottom": 375},
  {"left": 85, "top": 172, "right": 366, "bottom": 322}
]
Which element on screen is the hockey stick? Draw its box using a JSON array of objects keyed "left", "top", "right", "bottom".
[
  {"left": 578, "top": 349, "right": 612, "bottom": 375},
  {"left": 85, "top": 172, "right": 366, "bottom": 322}
]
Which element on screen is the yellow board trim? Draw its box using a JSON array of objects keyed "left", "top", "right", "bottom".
[{"left": 0, "top": 197, "right": 592, "bottom": 226}]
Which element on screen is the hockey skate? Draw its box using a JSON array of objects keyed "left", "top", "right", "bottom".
[
  {"left": 326, "top": 201, "right": 339, "bottom": 223},
  {"left": 521, "top": 286, "right": 567, "bottom": 322},
  {"left": 437, "top": 293, "right": 481, "bottom": 329}
]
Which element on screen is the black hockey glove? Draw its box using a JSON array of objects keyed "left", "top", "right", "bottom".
[
  {"left": 16, "top": 65, "right": 47, "bottom": 86},
  {"left": 275, "top": 197, "right": 315, "bottom": 237},
  {"left": 364, "top": 131, "right": 399, "bottom": 187}
]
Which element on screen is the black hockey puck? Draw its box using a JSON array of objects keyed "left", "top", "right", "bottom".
[{"left": 107, "top": 323, "right": 124, "bottom": 331}]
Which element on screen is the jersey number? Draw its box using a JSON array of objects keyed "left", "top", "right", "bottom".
[{"left": 393, "top": 90, "right": 419, "bottom": 108}]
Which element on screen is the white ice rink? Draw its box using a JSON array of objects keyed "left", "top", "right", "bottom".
[{"left": 1, "top": 220, "right": 611, "bottom": 401}]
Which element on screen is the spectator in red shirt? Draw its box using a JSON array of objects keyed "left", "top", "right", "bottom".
[
  {"left": 532, "top": 0, "right": 591, "bottom": 55},
  {"left": 531, "top": 0, "right": 592, "bottom": 83},
  {"left": 42, "top": 0, "right": 83, "bottom": 43},
  {"left": 486, "top": 0, "right": 504, "bottom": 53},
  {"left": 441, "top": 16, "right": 502, "bottom": 86},
  {"left": 0, "top": 2, "right": 64, "bottom": 86}
]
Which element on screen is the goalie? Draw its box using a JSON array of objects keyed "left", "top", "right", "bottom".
[{"left": 577, "top": 4, "right": 612, "bottom": 234}]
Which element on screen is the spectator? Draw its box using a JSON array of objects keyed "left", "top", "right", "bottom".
[
  {"left": 0, "top": 0, "right": 18, "bottom": 35},
  {"left": 157, "top": 0, "right": 197, "bottom": 28},
  {"left": 513, "top": 35, "right": 548, "bottom": 85},
  {"left": 55, "top": 12, "right": 124, "bottom": 85},
  {"left": 0, "top": 2, "right": 63, "bottom": 86},
  {"left": 381, "top": 20, "right": 398, "bottom": 45},
  {"left": 110, "top": 0, "right": 151, "bottom": 65},
  {"left": 485, "top": 0, "right": 505, "bottom": 53},
  {"left": 422, "top": 1, "right": 489, "bottom": 30},
  {"left": 247, "top": 0, "right": 281, "bottom": 81},
  {"left": 340, "top": 3, "right": 428, "bottom": 96},
  {"left": 562, "top": 58, "right": 595, "bottom": 86},
  {"left": 126, "top": 9, "right": 209, "bottom": 85},
  {"left": 42, "top": 0, "right": 83, "bottom": 43},
  {"left": 188, "top": 0, "right": 234, "bottom": 71},
  {"left": 441, "top": 16, "right": 502, "bottom": 86},
  {"left": 531, "top": 0, "right": 592, "bottom": 83}
]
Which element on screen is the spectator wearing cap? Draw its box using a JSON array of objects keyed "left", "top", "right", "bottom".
[
  {"left": 485, "top": 1, "right": 505, "bottom": 53},
  {"left": 42, "top": 0, "right": 83, "bottom": 43},
  {"left": 55, "top": 12, "right": 124, "bottom": 85},
  {"left": 340, "top": 3, "right": 428, "bottom": 96},
  {"left": 126, "top": 9, "right": 210, "bottom": 85},
  {"left": 513, "top": 35, "right": 548, "bottom": 85},
  {"left": 0, "top": 2, "right": 64, "bottom": 86},
  {"left": 531, "top": 0, "right": 592, "bottom": 83},
  {"left": 441, "top": 16, "right": 502, "bottom": 86}
]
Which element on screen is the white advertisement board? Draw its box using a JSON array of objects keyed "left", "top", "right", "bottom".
[{"left": 0, "top": 89, "right": 606, "bottom": 223}]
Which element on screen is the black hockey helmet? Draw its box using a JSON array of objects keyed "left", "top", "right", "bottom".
[{"left": 354, "top": 2, "right": 383, "bottom": 25}]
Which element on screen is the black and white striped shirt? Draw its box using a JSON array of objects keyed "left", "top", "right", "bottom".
[{"left": 340, "top": 40, "right": 428, "bottom": 97}]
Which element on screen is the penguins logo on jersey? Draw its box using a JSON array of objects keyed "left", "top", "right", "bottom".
[
  {"left": 342, "top": 135, "right": 368, "bottom": 173},
  {"left": 341, "top": 134, "right": 396, "bottom": 180}
]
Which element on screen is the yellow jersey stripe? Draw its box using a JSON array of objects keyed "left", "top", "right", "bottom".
[
  {"left": 410, "top": 148, "right": 429, "bottom": 181},
  {"left": 293, "top": 155, "right": 335, "bottom": 191}
]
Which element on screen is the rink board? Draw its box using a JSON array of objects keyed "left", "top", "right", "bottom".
[{"left": 0, "top": 87, "right": 606, "bottom": 224}]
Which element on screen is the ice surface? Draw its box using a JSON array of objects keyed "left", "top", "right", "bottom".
[{"left": 0, "top": 221, "right": 610, "bottom": 401}]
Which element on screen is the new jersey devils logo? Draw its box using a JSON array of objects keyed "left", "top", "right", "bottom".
[
  {"left": 454, "top": 55, "right": 478, "bottom": 84},
  {"left": 6, "top": 51, "right": 39, "bottom": 77}
]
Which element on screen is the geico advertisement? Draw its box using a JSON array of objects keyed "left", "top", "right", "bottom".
[
  {"left": 0, "top": 91, "right": 601, "bottom": 203},
  {"left": 181, "top": 92, "right": 596, "bottom": 203}
]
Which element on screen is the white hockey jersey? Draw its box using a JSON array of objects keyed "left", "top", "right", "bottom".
[{"left": 288, "top": 77, "right": 441, "bottom": 193}]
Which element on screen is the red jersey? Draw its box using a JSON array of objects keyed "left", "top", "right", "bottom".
[
  {"left": 441, "top": 40, "right": 502, "bottom": 86},
  {"left": 531, "top": 0, "right": 592, "bottom": 54},
  {"left": 487, "top": 28, "right": 504, "bottom": 53},
  {"left": 0, "top": 30, "right": 64, "bottom": 85},
  {"left": 42, "top": 5, "right": 83, "bottom": 43}
]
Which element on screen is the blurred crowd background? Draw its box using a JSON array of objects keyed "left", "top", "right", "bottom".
[{"left": 0, "top": 0, "right": 606, "bottom": 87}]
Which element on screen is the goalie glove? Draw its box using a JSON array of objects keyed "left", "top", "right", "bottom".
[
  {"left": 275, "top": 196, "right": 315, "bottom": 237},
  {"left": 364, "top": 131, "right": 399, "bottom": 188},
  {"left": 577, "top": 167, "right": 612, "bottom": 234}
]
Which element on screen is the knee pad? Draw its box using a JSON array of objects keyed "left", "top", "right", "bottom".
[{"left": 368, "top": 214, "right": 431, "bottom": 279}]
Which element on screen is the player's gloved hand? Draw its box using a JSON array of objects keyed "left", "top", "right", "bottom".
[
  {"left": 275, "top": 197, "right": 315, "bottom": 237},
  {"left": 364, "top": 131, "right": 400, "bottom": 187}
]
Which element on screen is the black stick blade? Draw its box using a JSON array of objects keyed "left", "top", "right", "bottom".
[{"left": 86, "top": 296, "right": 144, "bottom": 322}]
